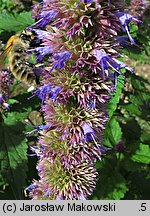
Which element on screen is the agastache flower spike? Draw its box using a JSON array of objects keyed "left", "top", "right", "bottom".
[
  {"left": 0, "top": 70, "right": 12, "bottom": 109},
  {"left": 26, "top": 0, "right": 140, "bottom": 200}
]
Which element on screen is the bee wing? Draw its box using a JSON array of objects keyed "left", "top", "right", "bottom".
[
  {"left": 0, "top": 35, "right": 15, "bottom": 69},
  {"left": 0, "top": 45, "right": 13, "bottom": 69},
  {"left": 0, "top": 49, "right": 9, "bottom": 69}
]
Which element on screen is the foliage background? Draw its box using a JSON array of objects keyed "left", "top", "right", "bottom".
[{"left": 0, "top": 0, "right": 149, "bottom": 199}]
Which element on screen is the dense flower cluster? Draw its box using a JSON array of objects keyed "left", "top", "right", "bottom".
[
  {"left": 25, "top": 0, "right": 140, "bottom": 199},
  {"left": 0, "top": 70, "right": 12, "bottom": 109}
]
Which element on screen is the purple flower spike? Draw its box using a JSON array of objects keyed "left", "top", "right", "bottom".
[
  {"left": 116, "top": 12, "right": 142, "bottom": 45},
  {"left": 0, "top": 70, "right": 12, "bottom": 109},
  {"left": 26, "top": 0, "right": 140, "bottom": 200},
  {"left": 81, "top": 122, "right": 95, "bottom": 142}
]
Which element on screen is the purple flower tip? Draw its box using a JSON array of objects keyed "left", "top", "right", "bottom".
[
  {"left": 56, "top": 195, "right": 64, "bottom": 200},
  {"left": 88, "top": 99, "right": 96, "bottom": 109},
  {"left": 79, "top": 194, "right": 86, "bottom": 200},
  {"left": 0, "top": 94, "right": 3, "bottom": 103},
  {"left": 81, "top": 122, "right": 95, "bottom": 142},
  {"left": 50, "top": 86, "right": 62, "bottom": 100},
  {"left": 94, "top": 50, "right": 128, "bottom": 82},
  {"left": 29, "top": 46, "right": 53, "bottom": 62},
  {"left": 28, "top": 146, "right": 43, "bottom": 158},
  {"left": 24, "top": 184, "right": 38, "bottom": 195},
  {"left": 116, "top": 12, "right": 142, "bottom": 45},
  {"left": 116, "top": 36, "right": 130, "bottom": 47},
  {"left": 34, "top": 84, "right": 51, "bottom": 103},
  {"left": 50, "top": 51, "right": 72, "bottom": 72},
  {"left": 31, "top": 10, "right": 57, "bottom": 28},
  {"left": 42, "top": 191, "right": 51, "bottom": 198},
  {"left": 31, "top": 84, "right": 62, "bottom": 103}
]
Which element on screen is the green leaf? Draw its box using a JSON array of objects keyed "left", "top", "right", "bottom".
[
  {"left": 131, "top": 144, "right": 150, "bottom": 164},
  {"left": 0, "top": 11, "right": 34, "bottom": 34},
  {"left": 106, "top": 75, "right": 124, "bottom": 118},
  {"left": 129, "top": 24, "right": 138, "bottom": 36},
  {"left": 121, "top": 118, "right": 141, "bottom": 142},
  {"left": 0, "top": 0, "right": 14, "bottom": 13},
  {"left": 125, "top": 171, "right": 150, "bottom": 199},
  {"left": 140, "top": 132, "right": 150, "bottom": 145},
  {"left": 130, "top": 95, "right": 143, "bottom": 106},
  {"left": 123, "top": 158, "right": 146, "bottom": 172},
  {"left": 8, "top": 99, "right": 18, "bottom": 105},
  {"left": 123, "top": 104, "right": 142, "bottom": 116},
  {"left": 0, "top": 112, "right": 28, "bottom": 199},
  {"left": 104, "top": 119, "right": 122, "bottom": 147}
]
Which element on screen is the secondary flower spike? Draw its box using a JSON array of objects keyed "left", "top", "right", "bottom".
[
  {"left": 0, "top": 70, "right": 12, "bottom": 109},
  {"left": 25, "top": 0, "right": 140, "bottom": 200}
]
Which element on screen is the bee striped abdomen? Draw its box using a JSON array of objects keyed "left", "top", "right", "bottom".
[{"left": 9, "top": 52, "right": 36, "bottom": 84}]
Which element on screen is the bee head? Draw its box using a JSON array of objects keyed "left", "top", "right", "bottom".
[
  {"left": 20, "top": 33, "right": 31, "bottom": 41},
  {"left": 20, "top": 30, "right": 37, "bottom": 48},
  {"left": 20, "top": 29, "right": 32, "bottom": 40}
]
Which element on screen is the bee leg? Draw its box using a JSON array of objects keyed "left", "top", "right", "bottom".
[{"left": 35, "top": 76, "right": 40, "bottom": 85}]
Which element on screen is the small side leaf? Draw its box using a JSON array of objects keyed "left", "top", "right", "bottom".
[
  {"left": 106, "top": 75, "right": 124, "bottom": 118},
  {"left": 131, "top": 144, "right": 150, "bottom": 164},
  {"left": 104, "top": 119, "right": 122, "bottom": 147}
]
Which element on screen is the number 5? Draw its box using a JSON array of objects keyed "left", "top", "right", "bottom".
[{"left": 141, "top": 203, "right": 146, "bottom": 211}]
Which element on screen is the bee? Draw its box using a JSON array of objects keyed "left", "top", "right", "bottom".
[{"left": 0, "top": 29, "right": 37, "bottom": 84}]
